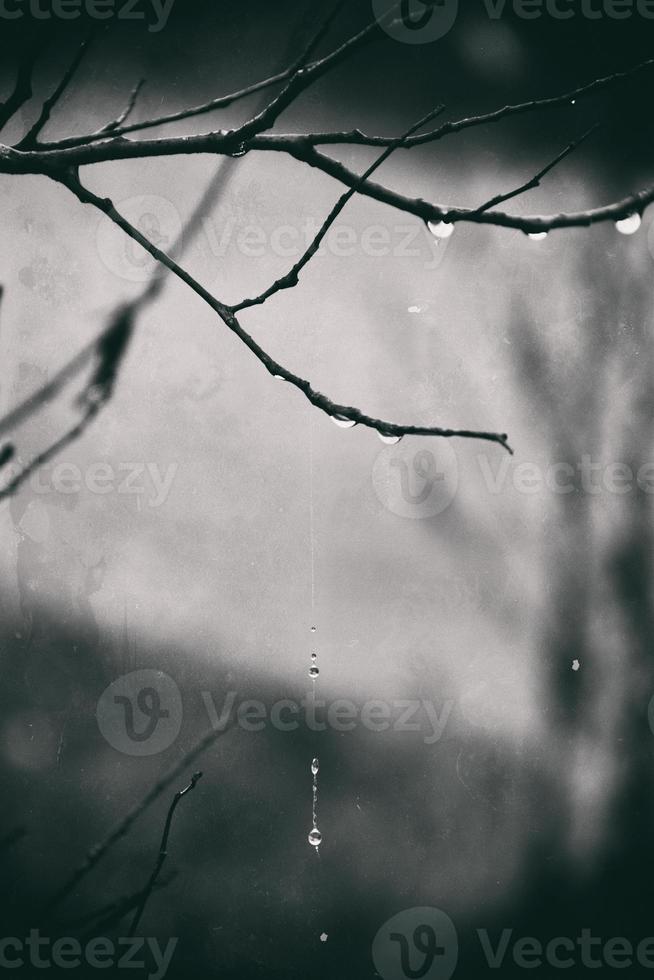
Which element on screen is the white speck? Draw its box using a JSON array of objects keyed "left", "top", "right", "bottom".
[
  {"left": 572, "top": 659, "right": 580, "bottom": 671},
  {"left": 527, "top": 231, "right": 548, "bottom": 241},
  {"left": 320, "top": 933, "right": 328, "bottom": 943},
  {"left": 407, "top": 305, "right": 421, "bottom": 314}
]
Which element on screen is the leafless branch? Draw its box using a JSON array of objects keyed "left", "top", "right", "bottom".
[
  {"left": 2, "top": 25, "right": 653, "bottom": 489},
  {"left": 472, "top": 122, "right": 600, "bottom": 215},
  {"left": 232, "top": 105, "right": 445, "bottom": 312},
  {"left": 0, "top": 40, "right": 43, "bottom": 133},
  {"left": 290, "top": 54, "right": 654, "bottom": 149},
  {"left": 127, "top": 772, "right": 202, "bottom": 937},
  {"left": 56, "top": 168, "right": 512, "bottom": 452},
  {"left": 100, "top": 77, "right": 145, "bottom": 134},
  {"left": 17, "top": 36, "right": 92, "bottom": 150},
  {"left": 42, "top": 722, "right": 232, "bottom": 918}
]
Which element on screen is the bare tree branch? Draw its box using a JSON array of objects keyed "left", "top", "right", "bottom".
[
  {"left": 291, "top": 143, "right": 654, "bottom": 233},
  {"left": 56, "top": 166, "right": 512, "bottom": 452},
  {"left": 0, "top": 40, "right": 43, "bottom": 133},
  {"left": 127, "top": 772, "right": 202, "bottom": 937},
  {"left": 42, "top": 722, "right": 232, "bottom": 919},
  {"left": 472, "top": 122, "right": 600, "bottom": 215},
  {"left": 232, "top": 105, "right": 445, "bottom": 312},
  {"left": 292, "top": 54, "right": 654, "bottom": 149},
  {"left": 100, "top": 77, "right": 145, "bottom": 134},
  {"left": 17, "top": 36, "right": 92, "bottom": 150}
]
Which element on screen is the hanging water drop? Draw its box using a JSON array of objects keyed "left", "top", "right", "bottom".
[
  {"left": 427, "top": 219, "right": 454, "bottom": 239},
  {"left": 311, "top": 757, "right": 319, "bottom": 775},
  {"left": 308, "top": 827, "right": 322, "bottom": 847},
  {"left": 309, "top": 665, "right": 320, "bottom": 679},
  {"left": 330, "top": 415, "right": 357, "bottom": 428},
  {"left": 310, "top": 626, "right": 316, "bottom": 633},
  {"left": 378, "top": 432, "right": 402, "bottom": 445},
  {"left": 527, "top": 231, "right": 548, "bottom": 241},
  {"left": 615, "top": 213, "right": 641, "bottom": 235},
  {"left": 311, "top": 652, "right": 317, "bottom": 661},
  {"left": 570, "top": 99, "right": 576, "bottom": 105}
]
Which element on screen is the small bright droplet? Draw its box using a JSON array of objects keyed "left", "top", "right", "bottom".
[
  {"left": 310, "top": 626, "right": 316, "bottom": 633},
  {"left": 330, "top": 415, "right": 356, "bottom": 428},
  {"left": 273, "top": 374, "right": 285, "bottom": 380},
  {"left": 527, "top": 231, "right": 548, "bottom": 241},
  {"left": 427, "top": 220, "right": 454, "bottom": 239},
  {"left": 615, "top": 213, "right": 641, "bottom": 235},
  {"left": 320, "top": 933, "right": 328, "bottom": 943},
  {"left": 309, "top": 665, "right": 320, "bottom": 679},
  {"left": 407, "top": 305, "right": 421, "bottom": 314},
  {"left": 570, "top": 99, "right": 576, "bottom": 105},
  {"left": 311, "top": 758, "right": 319, "bottom": 775},
  {"left": 311, "top": 652, "right": 317, "bottom": 661},
  {"left": 378, "top": 432, "right": 402, "bottom": 445},
  {"left": 308, "top": 828, "right": 322, "bottom": 847}
]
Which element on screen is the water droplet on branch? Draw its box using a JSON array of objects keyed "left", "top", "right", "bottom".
[
  {"left": 615, "top": 213, "right": 641, "bottom": 235},
  {"left": 378, "top": 432, "right": 402, "bottom": 445},
  {"left": 427, "top": 220, "right": 454, "bottom": 239},
  {"left": 330, "top": 415, "right": 357, "bottom": 428},
  {"left": 527, "top": 231, "right": 548, "bottom": 241}
]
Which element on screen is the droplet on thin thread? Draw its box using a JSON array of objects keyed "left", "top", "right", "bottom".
[
  {"left": 309, "top": 665, "right": 320, "bottom": 679},
  {"left": 311, "top": 757, "right": 320, "bottom": 775},
  {"left": 308, "top": 827, "right": 322, "bottom": 847}
]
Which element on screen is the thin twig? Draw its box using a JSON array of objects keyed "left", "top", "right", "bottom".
[
  {"left": 232, "top": 105, "right": 445, "bottom": 311},
  {"left": 42, "top": 722, "right": 232, "bottom": 918},
  {"left": 58, "top": 170, "right": 512, "bottom": 451},
  {"left": 0, "top": 40, "right": 44, "bottom": 133},
  {"left": 18, "top": 36, "right": 92, "bottom": 149},
  {"left": 472, "top": 123, "right": 600, "bottom": 215},
  {"left": 127, "top": 772, "right": 202, "bottom": 937}
]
